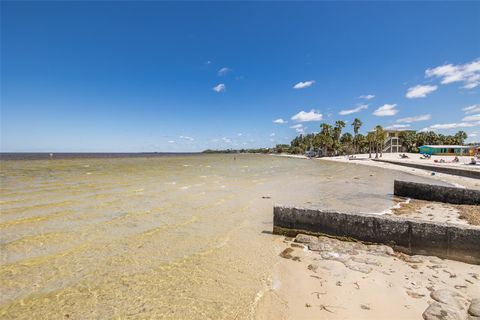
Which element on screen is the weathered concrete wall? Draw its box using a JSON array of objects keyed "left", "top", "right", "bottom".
[
  {"left": 273, "top": 205, "right": 480, "bottom": 264},
  {"left": 394, "top": 180, "right": 480, "bottom": 205},
  {"left": 373, "top": 159, "right": 480, "bottom": 179}
]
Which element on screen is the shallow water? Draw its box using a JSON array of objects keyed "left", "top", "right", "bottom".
[{"left": 0, "top": 154, "right": 444, "bottom": 319}]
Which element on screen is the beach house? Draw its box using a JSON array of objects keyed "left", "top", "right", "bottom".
[
  {"left": 418, "top": 145, "right": 475, "bottom": 156},
  {"left": 383, "top": 129, "right": 416, "bottom": 153}
]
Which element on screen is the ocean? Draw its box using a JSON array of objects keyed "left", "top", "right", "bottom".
[{"left": 0, "top": 154, "right": 442, "bottom": 319}]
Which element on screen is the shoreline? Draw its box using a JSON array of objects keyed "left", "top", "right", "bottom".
[
  {"left": 271, "top": 152, "right": 480, "bottom": 189},
  {"left": 319, "top": 153, "right": 480, "bottom": 190},
  {"left": 257, "top": 153, "right": 480, "bottom": 319}
]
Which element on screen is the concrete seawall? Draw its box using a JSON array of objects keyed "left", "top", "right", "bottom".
[
  {"left": 273, "top": 205, "right": 480, "bottom": 264},
  {"left": 372, "top": 159, "right": 480, "bottom": 179},
  {"left": 394, "top": 180, "right": 480, "bottom": 205}
]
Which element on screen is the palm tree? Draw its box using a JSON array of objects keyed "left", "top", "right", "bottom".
[
  {"left": 355, "top": 133, "right": 366, "bottom": 153},
  {"left": 334, "top": 121, "right": 346, "bottom": 137},
  {"left": 340, "top": 132, "right": 353, "bottom": 144},
  {"left": 341, "top": 132, "right": 354, "bottom": 155},
  {"left": 366, "top": 132, "right": 375, "bottom": 158},
  {"left": 319, "top": 123, "right": 334, "bottom": 156},
  {"left": 455, "top": 131, "right": 468, "bottom": 145},
  {"left": 320, "top": 123, "right": 332, "bottom": 135},
  {"left": 399, "top": 130, "right": 417, "bottom": 152},
  {"left": 374, "top": 125, "right": 386, "bottom": 158},
  {"left": 333, "top": 121, "right": 346, "bottom": 155},
  {"left": 351, "top": 118, "right": 362, "bottom": 154}
]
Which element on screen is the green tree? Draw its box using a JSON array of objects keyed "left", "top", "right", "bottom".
[
  {"left": 340, "top": 132, "right": 354, "bottom": 155},
  {"left": 399, "top": 131, "right": 417, "bottom": 152},
  {"left": 275, "top": 144, "right": 290, "bottom": 153},
  {"left": 333, "top": 121, "right": 346, "bottom": 154},
  {"left": 340, "top": 132, "right": 353, "bottom": 144},
  {"left": 454, "top": 131, "right": 468, "bottom": 145},
  {"left": 366, "top": 132, "right": 375, "bottom": 158},
  {"left": 374, "top": 125, "right": 386, "bottom": 158},
  {"left": 333, "top": 121, "right": 346, "bottom": 139},
  {"left": 320, "top": 123, "right": 333, "bottom": 136},
  {"left": 351, "top": 118, "right": 363, "bottom": 154}
]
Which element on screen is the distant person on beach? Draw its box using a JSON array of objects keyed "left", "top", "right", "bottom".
[
  {"left": 469, "top": 157, "right": 477, "bottom": 165},
  {"left": 453, "top": 156, "right": 459, "bottom": 163}
]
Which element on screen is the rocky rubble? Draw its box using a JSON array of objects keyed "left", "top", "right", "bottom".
[
  {"left": 423, "top": 289, "right": 480, "bottom": 320},
  {"left": 293, "top": 234, "right": 394, "bottom": 274}
]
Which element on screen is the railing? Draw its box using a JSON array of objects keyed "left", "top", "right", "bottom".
[{"left": 383, "top": 137, "right": 402, "bottom": 153}]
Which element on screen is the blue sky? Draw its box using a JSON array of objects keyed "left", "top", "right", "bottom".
[{"left": 1, "top": 1, "right": 479, "bottom": 152}]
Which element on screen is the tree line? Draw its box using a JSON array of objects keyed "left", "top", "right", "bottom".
[{"left": 275, "top": 118, "right": 469, "bottom": 158}]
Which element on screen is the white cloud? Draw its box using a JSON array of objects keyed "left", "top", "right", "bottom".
[
  {"left": 420, "top": 121, "right": 480, "bottom": 131},
  {"left": 396, "top": 114, "right": 431, "bottom": 123},
  {"left": 462, "top": 114, "right": 480, "bottom": 122},
  {"left": 290, "top": 124, "right": 305, "bottom": 134},
  {"left": 291, "top": 109, "right": 323, "bottom": 122},
  {"left": 339, "top": 104, "right": 368, "bottom": 115},
  {"left": 385, "top": 124, "right": 411, "bottom": 130},
  {"left": 213, "top": 83, "right": 226, "bottom": 92},
  {"left": 179, "top": 135, "right": 194, "bottom": 141},
  {"left": 431, "top": 122, "right": 479, "bottom": 129},
  {"left": 270, "top": 133, "right": 275, "bottom": 137},
  {"left": 406, "top": 85, "right": 438, "bottom": 99},
  {"left": 221, "top": 137, "right": 232, "bottom": 143},
  {"left": 168, "top": 140, "right": 175, "bottom": 143},
  {"left": 218, "top": 67, "right": 231, "bottom": 76},
  {"left": 237, "top": 133, "right": 243, "bottom": 136},
  {"left": 273, "top": 118, "right": 287, "bottom": 124},
  {"left": 293, "top": 80, "right": 315, "bottom": 89},
  {"left": 463, "top": 104, "right": 480, "bottom": 114},
  {"left": 425, "top": 58, "right": 480, "bottom": 89},
  {"left": 373, "top": 104, "right": 398, "bottom": 117},
  {"left": 359, "top": 94, "right": 375, "bottom": 100}
]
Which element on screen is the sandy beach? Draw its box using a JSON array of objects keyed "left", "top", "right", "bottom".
[
  {"left": 321, "top": 152, "right": 480, "bottom": 190},
  {"left": 257, "top": 153, "right": 480, "bottom": 320},
  {"left": 256, "top": 234, "right": 480, "bottom": 320}
]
